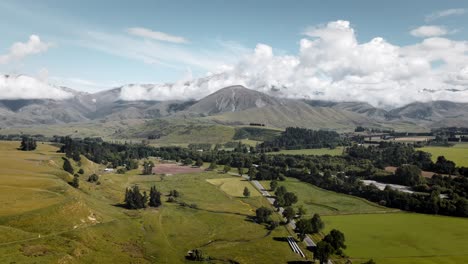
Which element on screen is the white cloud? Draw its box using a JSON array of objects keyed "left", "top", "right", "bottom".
[
  {"left": 0, "top": 35, "right": 51, "bottom": 64},
  {"left": 119, "top": 20, "right": 468, "bottom": 108},
  {"left": 425, "top": 8, "right": 466, "bottom": 21},
  {"left": 0, "top": 74, "right": 73, "bottom": 100},
  {"left": 410, "top": 25, "right": 448, "bottom": 37},
  {"left": 78, "top": 30, "right": 245, "bottom": 73},
  {"left": 126, "top": 27, "right": 188, "bottom": 44}
]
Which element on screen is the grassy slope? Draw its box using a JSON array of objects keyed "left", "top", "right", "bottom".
[
  {"left": 323, "top": 213, "right": 468, "bottom": 264},
  {"left": 268, "top": 147, "right": 345, "bottom": 156},
  {"left": 420, "top": 143, "right": 468, "bottom": 167},
  {"left": 0, "top": 141, "right": 303, "bottom": 263}
]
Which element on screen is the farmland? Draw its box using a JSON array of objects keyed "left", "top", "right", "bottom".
[
  {"left": 420, "top": 143, "right": 468, "bottom": 167},
  {"left": 323, "top": 213, "right": 468, "bottom": 264},
  {"left": 0, "top": 141, "right": 304, "bottom": 263}
]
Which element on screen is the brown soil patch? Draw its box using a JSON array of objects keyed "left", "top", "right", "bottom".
[
  {"left": 385, "top": 166, "right": 436, "bottom": 178},
  {"left": 152, "top": 163, "right": 203, "bottom": 175},
  {"left": 21, "top": 244, "right": 51, "bottom": 257}
]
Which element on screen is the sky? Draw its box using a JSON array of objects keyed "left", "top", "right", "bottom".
[{"left": 0, "top": 0, "right": 467, "bottom": 107}]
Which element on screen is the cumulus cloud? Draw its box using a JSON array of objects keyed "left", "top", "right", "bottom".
[
  {"left": 0, "top": 74, "right": 73, "bottom": 100},
  {"left": 410, "top": 25, "right": 448, "bottom": 37},
  {"left": 120, "top": 20, "right": 468, "bottom": 108},
  {"left": 0, "top": 35, "right": 51, "bottom": 64},
  {"left": 126, "top": 27, "right": 188, "bottom": 44},
  {"left": 426, "top": 8, "right": 466, "bottom": 21}
]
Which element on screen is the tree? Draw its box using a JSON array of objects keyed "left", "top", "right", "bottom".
[
  {"left": 237, "top": 167, "right": 244, "bottom": 176},
  {"left": 19, "top": 136, "right": 37, "bottom": 151},
  {"left": 314, "top": 241, "right": 334, "bottom": 264},
  {"left": 270, "top": 180, "right": 278, "bottom": 191},
  {"left": 188, "top": 249, "right": 205, "bottom": 261},
  {"left": 323, "top": 229, "right": 346, "bottom": 253},
  {"left": 275, "top": 186, "right": 287, "bottom": 197},
  {"left": 223, "top": 165, "right": 231, "bottom": 173},
  {"left": 297, "top": 205, "right": 307, "bottom": 218},
  {"left": 282, "top": 206, "right": 295, "bottom": 223},
  {"left": 311, "top": 213, "right": 324, "bottom": 233},
  {"left": 395, "top": 164, "right": 423, "bottom": 186},
  {"left": 87, "top": 174, "right": 99, "bottom": 183},
  {"left": 208, "top": 160, "right": 217, "bottom": 171},
  {"left": 149, "top": 186, "right": 162, "bottom": 207},
  {"left": 243, "top": 187, "right": 251, "bottom": 197},
  {"left": 283, "top": 192, "right": 298, "bottom": 206},
  {"left": 78, "top": 168, "right": 84, "bottom": 174},
  {"left": 124, "top": 185, "right": 148, "bottom": 209},
  {"left": 255, "top": 206, "right": 272, "bottom": 223},
  {"left": 194, "top": 158, "right": 203, "bottom": 167},
  {"left": 71, "top": 174, "right": 79, "bottom": 188},
  {"left": 63, "top": 157, "right": 74, "bottom": 174},
  {"left": 142, "top": 161, "right": 154, "bottom": 175},
  {"left": 247, "top": 166, "right": 257, "bottom": 180},
  {"left": 169, "top": 189, "right": 180, "bottom": 197},
  {"left": 295, "top": 218, "right": 312, "bottom": 241},
  {"left": 182, "top": 158, "right": 193, "bottom": 166}
]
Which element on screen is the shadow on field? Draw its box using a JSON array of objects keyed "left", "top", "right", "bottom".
[
  {"left": 287, "top": 261, "right": 313, "bottom": 264},
  {"left": 273, "top": 237, "right": 289, "bottom": 242}
]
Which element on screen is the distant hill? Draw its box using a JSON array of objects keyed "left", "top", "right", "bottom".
[{"left": 1, "top": 76, "right": 468, "bottom": 132}]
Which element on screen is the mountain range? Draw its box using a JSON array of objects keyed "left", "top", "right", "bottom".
[{"left": 1, "top": 75, "right": 468, "bottom": 133}]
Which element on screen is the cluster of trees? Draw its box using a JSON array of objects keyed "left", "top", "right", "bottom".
[
  {"left": 124, "top": 185, "right": 162, "bottom": 209},
  {"left": 314, "top": 229, "right": 347, "bottom": 263},
  {"left": 295, "top": 214, "right": 324, "bottom": 241},
  {"left": 347, "top": 142, "right": 462, "bottom": 175},
  {"left": 142, "top": 160, "right": 155, "bottom": 175},
  {"left": 273, "top": 186, "right": 298, "bottom": 207},
  {"left": 19, "top": 136, "right": 37, "bottom": 151},
  {"left": 259, "top": 127, "right": 347, "bottom": 151},
  {"left": 255, "top": 206, "right": 273, "bottom": 224},
  {"left": 59, "top": 137, "right": 467, "bottom": 217}
]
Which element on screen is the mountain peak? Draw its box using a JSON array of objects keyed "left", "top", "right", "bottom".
[{"left": 187, "top": 85, "right": 280, "bottom": 115}]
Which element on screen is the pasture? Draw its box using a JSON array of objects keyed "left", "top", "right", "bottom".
[
  {"left": 323, "top": 213, "right": 468, "bottom": 264},
  {"left": 268, "top": 147, "right": 344, "bottom": 156},
  {"left": 206, "top": 177, "right": 261, "bottom": 197},
  {"left": 0, "top": 141, "right": 304, "bottom": 263},
  {"left": 261, "top": 177, "right": 392, "bottom": 217},
  {"left": 420, "top": 143, "right": 468, "bottom": 167}
]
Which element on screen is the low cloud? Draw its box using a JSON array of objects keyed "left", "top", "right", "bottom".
[
  {"left": 126, "top": 27, "right": 188, "bottom": 44},
  {"left": 0, "top": 74, "right": 72, "bottom": 100},
  {"left": 0, "top": 35, "right": 51, "bottom": 64},
  {"left": 410, "top": 25, "right": 448, "bottom": 37},
  {"left": 120, "top": 20, "right": 468, "bottom": 108},
  {"left": 425, "top": 8, "right": 466, "bottom": 22}
]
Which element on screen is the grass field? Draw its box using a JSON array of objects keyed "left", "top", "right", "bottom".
[
  {"left": 323, "top": 213, "right": 468, "bottom": 264},
  {"left": 268, "top": 147, "right": 344, "bottom": 156},
  {"left": 420, "top": 143, "right": 468, "bottom": 167},
  {"left": 0, "top": 141, "right": 304, "bottom": 263},
  {"left": 206, "top": 177, "right": 261, "bottom": 197},
  {"left": 262, "top": 177, "right": 392, "bottom": 217}
]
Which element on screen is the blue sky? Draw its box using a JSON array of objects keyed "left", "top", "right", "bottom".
[{"left": 0, "top": 0, "right": 467, "bottom": 106}]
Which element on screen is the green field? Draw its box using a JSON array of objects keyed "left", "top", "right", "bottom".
[
  {"left": 268, "top": 147, "right": 344, "bottom": 156},
  {"left": 262, "top": 177, "right": 392, "bottom": 217},
  {"left": 323, "top": 213, "right": 468, "bottom": 264},
  {"left": 0, "top": 141, "right": 305, "bottom": 263},
  {"left": 206, "top": 177, "right": 261, "bottom": 197},
  {"left": 420, "top": 143, "right": 468, "bottom": 167}
]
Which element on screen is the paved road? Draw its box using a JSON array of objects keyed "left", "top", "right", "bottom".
[
  {"left": 249, "top": 179, "right": 316, "bottom": 247},
  {"left": 243, "top": 174, "right": 333, "bottom": 263}
]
